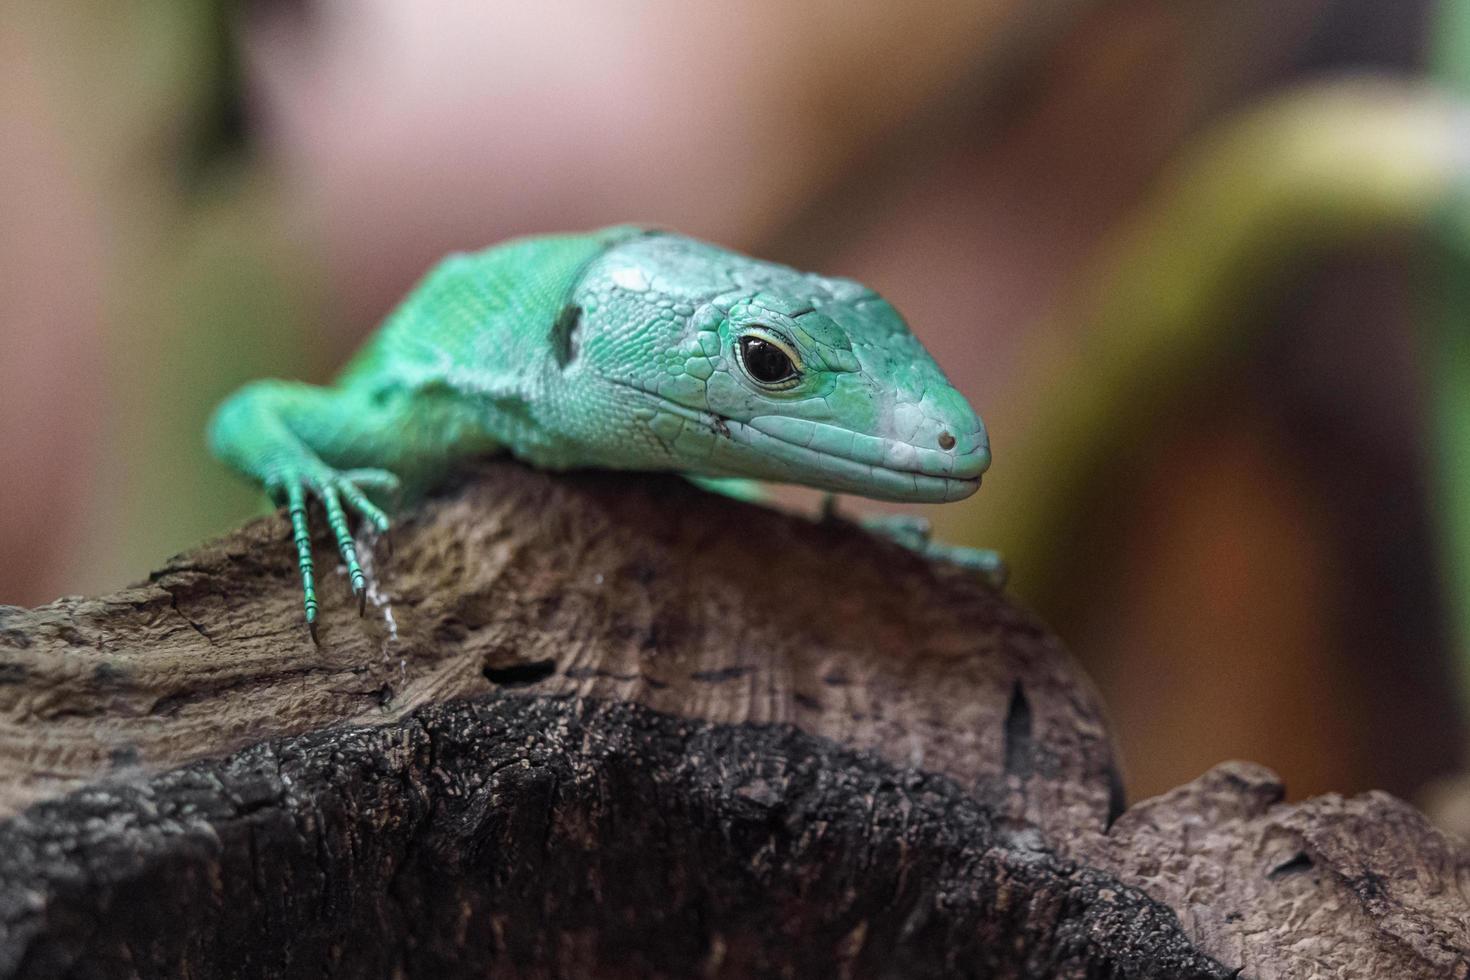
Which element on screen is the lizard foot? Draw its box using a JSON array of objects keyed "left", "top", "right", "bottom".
[
  {"left": 847, "top": 507, "right": 1009, "bottom": 591},
  {"left": 268, "top": 465, "right": 399, "bottom": 641}
]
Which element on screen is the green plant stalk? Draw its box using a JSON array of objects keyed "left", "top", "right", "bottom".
[
  {"left": 1430, "top": 240, "right": 1470, "bottom": 700},
  {"left": 1432, "top": 0, "right": 1470, "bottom": 702}
]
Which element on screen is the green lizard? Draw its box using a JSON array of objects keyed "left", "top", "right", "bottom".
[{"left": 208, "top": 226, "right": 999, "bottom": 641}]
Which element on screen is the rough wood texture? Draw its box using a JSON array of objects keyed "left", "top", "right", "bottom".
[{"left": 0, "top": 463, "right": 1465, "bottom": 978}]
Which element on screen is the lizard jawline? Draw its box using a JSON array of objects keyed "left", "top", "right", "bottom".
[{"left": 620, "top": 384, "right": 980, "bottom": 504}]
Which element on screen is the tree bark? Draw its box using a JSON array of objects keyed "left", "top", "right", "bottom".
[{"left": 0, "top": 463, "right": 1465, "bottom": 978}]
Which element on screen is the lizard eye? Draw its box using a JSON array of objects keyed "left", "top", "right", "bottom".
[{"left": 738, "top": 334, "right": 800, "bottom": 388}]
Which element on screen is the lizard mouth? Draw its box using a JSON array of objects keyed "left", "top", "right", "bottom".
[
  {"left": 722, "top": 416, "right": 983, "bottom": 503},
  {"left": 623, "top": 385, "right": 984, "bottom": 503}
]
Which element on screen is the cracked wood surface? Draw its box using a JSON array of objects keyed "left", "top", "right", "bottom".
[
  {"left": 0, "top": 463, "right": 1114, "bottom": 836},
  {"left": 0, "top": 462, "right": 1466, "bottom": 978}
]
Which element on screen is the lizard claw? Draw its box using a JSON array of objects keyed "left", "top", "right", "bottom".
[
  {"left": 918, "top": 541, "right": 1008, "bottom": 589},
  {"left": 272, "top": 463, "right": 402, "bottom": 638},
  {"left": 861, "top": 513, "right": 934, "bottom": 550},
  {"left": 308, "top": 617, "right": 320, "bottom": 647}
]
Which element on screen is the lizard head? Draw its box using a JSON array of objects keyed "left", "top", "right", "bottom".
[{"left": 565, "top": 232, "right": 989, "bottom": 503}]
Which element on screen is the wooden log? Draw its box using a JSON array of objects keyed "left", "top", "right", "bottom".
[{"left": 0, "top": 463, "right": 1464, "bottom": 978}]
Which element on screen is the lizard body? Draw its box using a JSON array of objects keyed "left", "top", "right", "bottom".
[{"left": 208, "top": 227, "right": 996, "bottom": 638}]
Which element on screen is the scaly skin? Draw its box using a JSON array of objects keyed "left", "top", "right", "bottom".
[{"left": 208, "top": 227, "right": 997, "bottom": 639}]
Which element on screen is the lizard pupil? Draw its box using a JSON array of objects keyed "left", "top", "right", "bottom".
[{"left": 740, "top": 336, "right": 796, "bottom": 385}]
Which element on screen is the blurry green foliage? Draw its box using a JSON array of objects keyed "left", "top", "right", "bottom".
[{"left": 1432, "top": 0, "right": 1470, "bottom": 700}]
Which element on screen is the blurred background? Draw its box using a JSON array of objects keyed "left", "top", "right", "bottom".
[{"left": 7, "top": 0, "right": 1470, "bottom": 818}]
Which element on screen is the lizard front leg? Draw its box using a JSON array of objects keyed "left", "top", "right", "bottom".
[{"left": 207, "top": 379, "right": 488, "bottom": 641}]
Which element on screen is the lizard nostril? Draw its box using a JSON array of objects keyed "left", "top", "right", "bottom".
[{"left": 937, "top": 431, "right": 956, "bottom": 451}]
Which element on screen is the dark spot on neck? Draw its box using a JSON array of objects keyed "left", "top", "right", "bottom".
[{"left": 550, "top": 303, "right": 583, "bottom": 368}]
